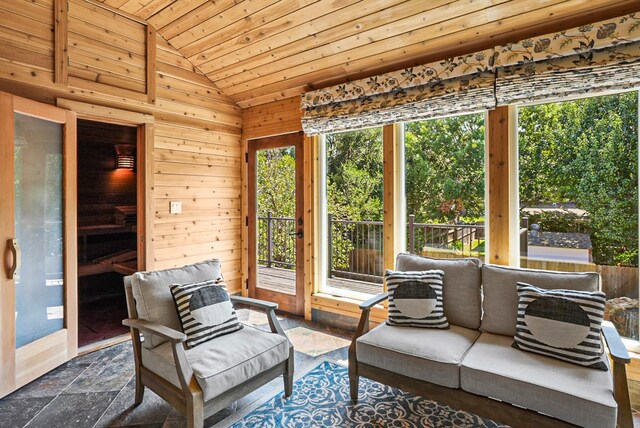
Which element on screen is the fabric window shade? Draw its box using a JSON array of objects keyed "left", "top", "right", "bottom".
[
  {"left": 302, "top": 71, "right": 495, "bottom": 134},
  {"left": 300, "top": 13, "right": 640, "bottom": 135},
  {"left": 479, "top": 13, "right": 640, "bottom": 106},
  {"left": 301, "top": 49, "right": 495, "bottom": 135}
]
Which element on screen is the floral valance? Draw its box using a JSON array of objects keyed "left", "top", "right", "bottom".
[
  {"left": 302, "top": 72, "right": 495, "bottom": 134},
  {"left": 492, "top": 13, "right": 640, "bottom": 68},
  {"left": 301, "top": 13, "right": 640, "bottom": 135},
  {"left": 496, "top": 41, "right": 640, "bottom": 105},
  {"left": 300, "top": 48, "right": 495, "bottom": 109}
]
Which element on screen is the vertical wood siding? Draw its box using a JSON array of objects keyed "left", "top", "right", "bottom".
[{"left": 0, "top": 0, "right": 243, "bottom": 292}]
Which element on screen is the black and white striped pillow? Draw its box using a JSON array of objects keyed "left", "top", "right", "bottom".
[
  {"left": 170, "top": 279, "right": 242, "bottom": 349},
  {"left": 386, "top": 269, "right": 449, "bottom": 328},
  {"left": 513, "top": 283, "right": 607, "bottom": 370}
]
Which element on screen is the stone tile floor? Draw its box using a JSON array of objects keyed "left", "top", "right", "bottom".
[{"left": 0, "top": 306, "right": 352, "bottom": 428}]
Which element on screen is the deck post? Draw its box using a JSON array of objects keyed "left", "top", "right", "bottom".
[
  {"left": 267, "top": 212, "right": 273, "bottom": 268},
  {"left": 408, "top": 214, "right": 415, "bottom": 253}
]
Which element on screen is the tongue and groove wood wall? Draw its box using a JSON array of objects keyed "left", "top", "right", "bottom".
[{"left": 0, "top": 0, "right": 243, "bottom": 292}]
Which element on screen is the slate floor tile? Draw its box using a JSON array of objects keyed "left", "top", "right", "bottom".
[
  {"left": 95, "top": 378, "right": 173, "bottom": 428},
  {"left": 0, "top": 397, "right": 54, "bottom": 428},
  {"left": 26, "top": 391, "right": 118, "bottom": 428},
  {"left": 8, "top": 364, "right": 88, "bottom": 399},
  {"left": 65, "top": 344, "right": 135, "bottom": 394}
]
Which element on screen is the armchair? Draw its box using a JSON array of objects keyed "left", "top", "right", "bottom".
[{"left": 122, "top": 262, "right": 294, "bottom": 428}]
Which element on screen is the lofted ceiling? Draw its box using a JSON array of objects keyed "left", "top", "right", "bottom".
[{"left": 99, "top": 0, "right": 640, "bottom": 108}]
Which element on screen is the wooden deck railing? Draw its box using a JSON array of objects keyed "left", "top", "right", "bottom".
[{"left": 258, "top": 213, "right": 486, "bottom": 282}]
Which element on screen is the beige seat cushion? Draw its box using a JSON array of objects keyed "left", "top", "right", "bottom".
[
  {"left": 395, "top": 253, "right": 482, "bottom": 329},
  {"left": 129, "top": 260, "right": 223, "bottom": 348},
  {"left": 356, "top": 322, "right": 480, "bottom": 388},
  {"left": 480, "top": 264, "right": 600, "bottom": 336},
  {"left": 141, "top": 325, "right": 289, "bottom": 401},
  {"left": 460, "top": 332, "right": 616, "bottom": 428}
]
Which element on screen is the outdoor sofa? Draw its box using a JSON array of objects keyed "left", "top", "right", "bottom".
[{"left": 350, "top": 253, "right": 632, "bottom": 428}]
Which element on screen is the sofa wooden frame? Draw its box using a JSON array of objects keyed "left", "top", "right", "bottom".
[
  {"left": 123, "top": 279, "right": 294, "bottom": 428},
  {"left": 349, "top": 292, "right": 633, "bottom": 428}
]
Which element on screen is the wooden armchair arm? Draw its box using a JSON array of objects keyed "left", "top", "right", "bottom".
[
  {"left": 351, "top": 293, "right": 388, "bottom": 352},
  {"left": 123, "top": 318, "right": 186, "bottom": 343},
  {"left": 602, "top": 321, "right": 631, "bottom": 364},
  {"left": 601, "top": 321, "right": 633, "bottom": 428},
  {"left": 359, "top": 292, "right": 389, "bottom": 310},
  {"left": 230, "top": 295, "right": 278, "bottom": 310},
  {"left": 230, "top": 295, "right": 287, "bottom": 338}
]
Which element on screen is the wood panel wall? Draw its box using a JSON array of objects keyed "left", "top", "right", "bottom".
[
  {"left": 67, "top": 0, "right": 149, "bottom": 97},
  {"left": 0, "top": 0, "right": 243, "bottom": 292}
]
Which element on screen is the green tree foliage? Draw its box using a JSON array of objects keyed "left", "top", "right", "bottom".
[
  {"left": 326, "top": 128, "right": 384, "bottom": 221},
  {"left": 256, "top": 148, "right": 296, "bottom": 267},
  {"left": 519, "top": 92, "right": 638, "bottom": 266},
  {"left": 257, "top": 148, "right": 296, "bottom": 218},
  {"left": 405, "top": 114, "right": 485, "bottom": 223}
]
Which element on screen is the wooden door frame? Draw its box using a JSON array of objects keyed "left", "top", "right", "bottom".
[
  {"left": 248, "top": 132, "right": 305, "bottom": 315},
  {"left": 0, "top": 93, "right": 77, "bottom": 397},
  {"left": 56, "top": 99, "right": 155, "bottom": 271}
]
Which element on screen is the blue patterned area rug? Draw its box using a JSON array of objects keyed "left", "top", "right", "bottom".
[{"left": 216, "top": 360, "right": 507, "bottom": 428}]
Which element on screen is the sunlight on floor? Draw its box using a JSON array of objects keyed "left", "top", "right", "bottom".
[{"left": 285, "top": 326, "right": 351, "bottom": 358}]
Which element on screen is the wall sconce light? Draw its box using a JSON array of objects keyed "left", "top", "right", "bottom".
[{"left": 115, "top": 144, "right": 135, "bottom": 169}]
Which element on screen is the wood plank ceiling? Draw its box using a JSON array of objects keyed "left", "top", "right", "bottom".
[{"left": 98, "top": 0, "right": 640, "bottom": 108}]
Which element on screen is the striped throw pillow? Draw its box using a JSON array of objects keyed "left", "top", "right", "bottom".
[
  {"left": 513, "top": 283, "right": 607, "bottom": 370},
  {"left": 386, "top": 269, "right": 449, "bottom": 328},
  {"left": 170, "top": 279, "right": 242, "bottom": 349}
]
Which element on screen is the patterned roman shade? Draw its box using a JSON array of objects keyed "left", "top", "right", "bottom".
[
  {"left": 494, "top": 15, "right": 640, "bottom": 105},
  {"left": 301, "top": 50, "right": 496, "bottom": 134},
  {"left": 300, "top": 13, "right": 640, "bottom": 135}
]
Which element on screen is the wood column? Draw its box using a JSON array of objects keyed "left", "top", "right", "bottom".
[
  {"left": 303, "top": 134, "right": 318, "bottom": 320},
  {"left": 383, "top": 123, "right": 403, "bottom": 284},
  {"left": 487, "top": 106, "right": 518, "bottom": 266}
]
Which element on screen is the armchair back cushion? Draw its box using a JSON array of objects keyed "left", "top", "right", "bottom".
[
  {"left": 480, "top": 264, "right": 600, "bottom": 336},
  {"left": 395, "top": 253, "right": 482, "bottom": 329},
  {"left": 130, "top": 259, "right": 224, "bottom": 348}
]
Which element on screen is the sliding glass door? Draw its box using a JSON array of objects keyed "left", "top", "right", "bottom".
[{"left": 0, "top": 93, "right": 77, "bottom": 398}]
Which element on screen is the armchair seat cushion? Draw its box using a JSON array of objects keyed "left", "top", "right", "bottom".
[
  {"left": 460, "top": 332, "right": 617, "bottom": 428},
  {"left": 141, "top": 325, "right": 289, "bottom": 401},
  {"left": 356, "top": 323, "right": 480, "bottom": 388}
]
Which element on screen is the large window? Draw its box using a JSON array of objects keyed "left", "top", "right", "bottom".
[
  {"left": 518, "top": 91, "right": 639, "bottom": 340},
  {"left": 321, "top": 128, "right": 384, "bottom": 297},
  {"left": 405, "top": 113, "right": 487, "bottom": 260}
]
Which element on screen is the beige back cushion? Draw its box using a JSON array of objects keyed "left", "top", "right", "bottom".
[
  {"left": 131, "top": 259, "right": 223, "bottom": 348},
  {"left": 395, "top": 253, "right": 482, "bottom": 329},
  {"left": 480, "top": 264, "right": 600, "bottom": 336}
]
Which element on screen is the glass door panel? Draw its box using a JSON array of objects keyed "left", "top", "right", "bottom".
[
  {"left": 0, "top": 93, "right": 77, "bottom": 399},
  {"left": 256, "top": 146, "right": 297, "bottom": 296},
  {"left": 248, "top": 133, "right": 304, "bottom": 315},
  {"left": 14, "top": 113, "right": 65, "bottom": 348}
]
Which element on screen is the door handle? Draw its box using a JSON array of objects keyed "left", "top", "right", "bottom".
[
  {"left": 288, "top": 229, "right": 304, "bottom": 239},
  {"left": 7, "top": 238, "right": 20, "bottom": 280}
]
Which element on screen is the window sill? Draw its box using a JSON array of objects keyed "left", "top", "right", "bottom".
[{"left": 311, "top": 292, "right": 387, "bottom": 323}]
